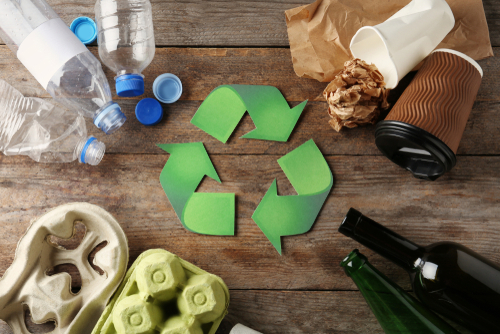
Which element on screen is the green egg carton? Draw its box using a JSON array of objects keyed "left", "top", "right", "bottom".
[{"left": 91, "top": 249, "right": 230, "bottom": 334}]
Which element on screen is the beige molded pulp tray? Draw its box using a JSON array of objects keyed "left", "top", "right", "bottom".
[{"left": 0, "top": 203, "right": 129, "bottom": 334}]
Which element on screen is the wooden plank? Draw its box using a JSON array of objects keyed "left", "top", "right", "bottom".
[
  {"left": 0, "top": 290, "right": 474, "bottom": 334},
  {"left": 218, "top": 290, "right": 472, "bottom": 334},
  {"left": 1, "top": 0, "right": 497, "bottom": 47},
  {"left": 483, "top": 0, "right": 500, "bottom": 47},
  {"left": 0, "top": 291, "right": 384, "bottom": 334},
  {"left": 0, "top": 46, "right": 328, "bottom": 101},
  {"left": 1, "top": 154, "right": 499, "bottom": 292},
  {"left": 82, "top": 100, "right": 500, "bottom": 156},
  {"left": 1, "top": 47, "right": 499, "bottom": 156},
  {"left": 0, "top": 46, "right": 497, "bottom": 102},
  {"left": 220, "top": 291, "right": 385, "bottom": 334}
]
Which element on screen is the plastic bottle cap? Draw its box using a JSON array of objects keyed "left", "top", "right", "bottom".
[
  {"left": 135, "top": 98, "right": 163, "bottom": 126},
  {"left": 153, "top": 74, "right": 182, "bottom": 103},
  {"left": 94, "top": 102, "right": 127, "bottom": 134},
  {"left": 116, "top": 74, "right": 145, "bottom": 97},
  {"left": 70, "top": 17, "right": 97, "bottom": 45}
]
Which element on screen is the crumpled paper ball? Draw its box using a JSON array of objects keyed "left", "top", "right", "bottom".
[{"left": 323, "top": 59, "right": 389, "bottom": 131}]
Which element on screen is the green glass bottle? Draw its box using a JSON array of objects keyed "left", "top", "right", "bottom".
[
  {"left": 341, "top": 249, "right": 459, "bottom": 334},
  {"left": 339, "top": 208, "right": 500, "bottom": 334}
]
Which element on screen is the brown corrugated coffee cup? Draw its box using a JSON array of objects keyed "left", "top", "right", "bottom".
[{"left": 375, "top": 49, "right": 483, "bottom": 181}]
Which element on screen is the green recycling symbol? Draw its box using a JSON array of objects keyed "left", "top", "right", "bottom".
[
  {"left": 159, "top": 85, "right": 333, "bottom": 254},
  {"left": 191, "top": 85, "right": 307, "bottom": 142}
]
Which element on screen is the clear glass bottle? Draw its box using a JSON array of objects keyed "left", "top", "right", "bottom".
[
  {"left": 95, "top": 0, "right": 155, "bottom": 97},
  {"left": 0, "top": 80, "right": 105, "bottom": 165},
  {"left": 339, "top": 208, "right": 500, "bottom": 334},
  {"left": 341, "top": 249, "right": 459, "bottom": 333},
  {"left": 0, "top": 0, "right": 126, "bottom": 134}
]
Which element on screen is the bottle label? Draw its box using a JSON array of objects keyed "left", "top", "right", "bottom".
[{"left": 16, "top": 18, "right": 88, "bottom": 89}]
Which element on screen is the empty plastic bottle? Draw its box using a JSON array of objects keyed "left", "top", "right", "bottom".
[
  {"left": 95, "top": 0, "right": 155, "bottom": 97},
  {"left": 0, "top": 80, "right": 105, "bottom": 165},
  {"left": 0, "top": 0, "right": 126, "bottom": 134}
]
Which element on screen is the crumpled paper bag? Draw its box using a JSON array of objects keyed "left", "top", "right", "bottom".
[{"left": 285, "top": 0, "right": 493, "bottom": 82}]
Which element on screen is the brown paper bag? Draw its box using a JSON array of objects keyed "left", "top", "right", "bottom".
[{"left": 285, "top": 0, "right": 493, "bottom": 82}]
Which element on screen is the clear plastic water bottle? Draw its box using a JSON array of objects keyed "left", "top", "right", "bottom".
[
  {"left": 0, "top": 80, "right": 105, "bottom": 165},
  {"left": 0, "top": 0, "right": 126, "bottom": 134},
  {"left": 95, "top": 0, "right": 155, "bottom": 97}
]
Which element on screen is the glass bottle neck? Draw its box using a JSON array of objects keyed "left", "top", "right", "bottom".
[{"left": 338, "top": 208, "right": 424, "bottom": 272}]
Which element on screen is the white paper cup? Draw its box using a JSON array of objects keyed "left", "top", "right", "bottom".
[
  {"left": 230, "top": 324, "right": 263, "bottom": 334},
  {"left": 350, "top": 0, "right": 455, "bottom": 89}
]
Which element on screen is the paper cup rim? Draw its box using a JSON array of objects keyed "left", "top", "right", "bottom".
[
  {"left": 350, "top": 26, "right": 399, "bottom": 89},
  {"left": 432, "top": 49, "right": 483, "bottom": 78}
]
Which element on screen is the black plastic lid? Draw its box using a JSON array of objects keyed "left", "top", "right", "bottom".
[{"left": 375, "top": 121, "right": 456, "bottom": 181}]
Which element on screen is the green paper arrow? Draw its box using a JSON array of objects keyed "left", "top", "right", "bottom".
[
  {"left": 157, "top": 142, "right": 234, "bottom": 235},
  {"left": 252, "top": 139, "right": 333, "bottom": 254},
  {"left": 191, "top": 85, "right": 307, "bottom": 143}
]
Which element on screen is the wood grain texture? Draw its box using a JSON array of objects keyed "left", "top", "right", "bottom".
[
  {"left": 0, "top": 0, "right": 497, "bottom": 47},
  {"left": 0, "top": 1, "right": 498, "bottom": 333},
  {"left": 0, "top": 290, "right": 476, "bottom": 333},
  {"left": 1, "top": 154, "right": 499, "bottom": 293},
  {"left": 0, "top": 289, "right": 474, "bottom": 334},
  {"left": 483, "top": 0, "right": 500, "bottom": 47},
  {"left": 0, "top": 46, "right": 498, "bottom": 102},
  {"left": 0, "top": 291, "right": 385, "bottom": 334},
  {"left": 0, "top": 47, "right": 498, "bottom": 156},
  {"left": 85, "top": 99, "right": 500, "bottom": 156},
  {"left": 219, "top": 290, "right": 473, "bottom": 334},
  {"left": 0, "top": 46, "right": 328, "bottom": 101}
]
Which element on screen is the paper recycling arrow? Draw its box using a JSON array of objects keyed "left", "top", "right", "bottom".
[
  {"left": 191, "top": 85, "right": 307, "bottom": 143},
  {"left": 157, "top": 142, "right": 235, "bottom": 235},
  {"left": 252, "top": 139, "right": 333, "bottom": 254}
]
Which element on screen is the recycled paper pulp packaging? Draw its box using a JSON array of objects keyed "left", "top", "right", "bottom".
[
  {"left": 92, "top": 249, "right": 230, "bottom": 334},
  {"left": 230, "top": 324, "right": 263, "bottom": 334},
  {"left": 350, "top": 0, "right": 454, "bottom": 89},
  {"left": 285, "top": 0, "right": 493, "bottom": 83},
  {"left": 0, "top": 203, "right": 129, "bottom": 334}
]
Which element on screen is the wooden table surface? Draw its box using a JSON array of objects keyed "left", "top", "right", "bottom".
[{"left": 0, "top": 1, "right": 499, "bottom": 333}]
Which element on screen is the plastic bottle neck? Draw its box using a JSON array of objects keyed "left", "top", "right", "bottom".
[
  {"left": 115, "top": 72, "right": 145, "bottom": 97},
  {"left": 338, "top": 208, "right": 424, "bottom": 272},
  {"left": 75, "top": 136, "right": 106, "bottom": 166},
  {"left": 116, "top": 70, "right": 143, "bottom": 77},
  {"left": 93, "top": 102, "right": 126, "bottom": 134}
]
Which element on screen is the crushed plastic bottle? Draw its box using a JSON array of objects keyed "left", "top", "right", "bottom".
[
  {"left": 95, "top": 0, "right": 155, "bottom": 97},
  {"left": 0, "top": 80, "right": 106, "bottom": 165},
  {"left": 0, "top": 0, "right": 126, "bottom": 134}
]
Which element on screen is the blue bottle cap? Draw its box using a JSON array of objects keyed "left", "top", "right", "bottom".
[
  {"left": 70, "top": 17, "right": 97, "bottom": 45},
  {"left": 153, "top": 73, "right": 183, "bottom": 103},
  {"left": 135, "top": 98, "right": 163, "bottom": 126},
  {"left": 116, "top": 74, "right": 145, "bottom": 97}
]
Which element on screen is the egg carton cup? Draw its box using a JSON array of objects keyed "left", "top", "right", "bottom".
[
  {"left": 0, "top": 203, "right": 129, "bottom": 334},
  {"left": 92, "top": 249, "right": 230, "bottom": 334}
]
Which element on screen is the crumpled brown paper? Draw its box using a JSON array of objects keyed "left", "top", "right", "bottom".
[
  {"left": 324, "top": 59, "right": 389, "bottom": 131},
  {"left": 285, "top": 0, "right": 493, "bottom": 82}
]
